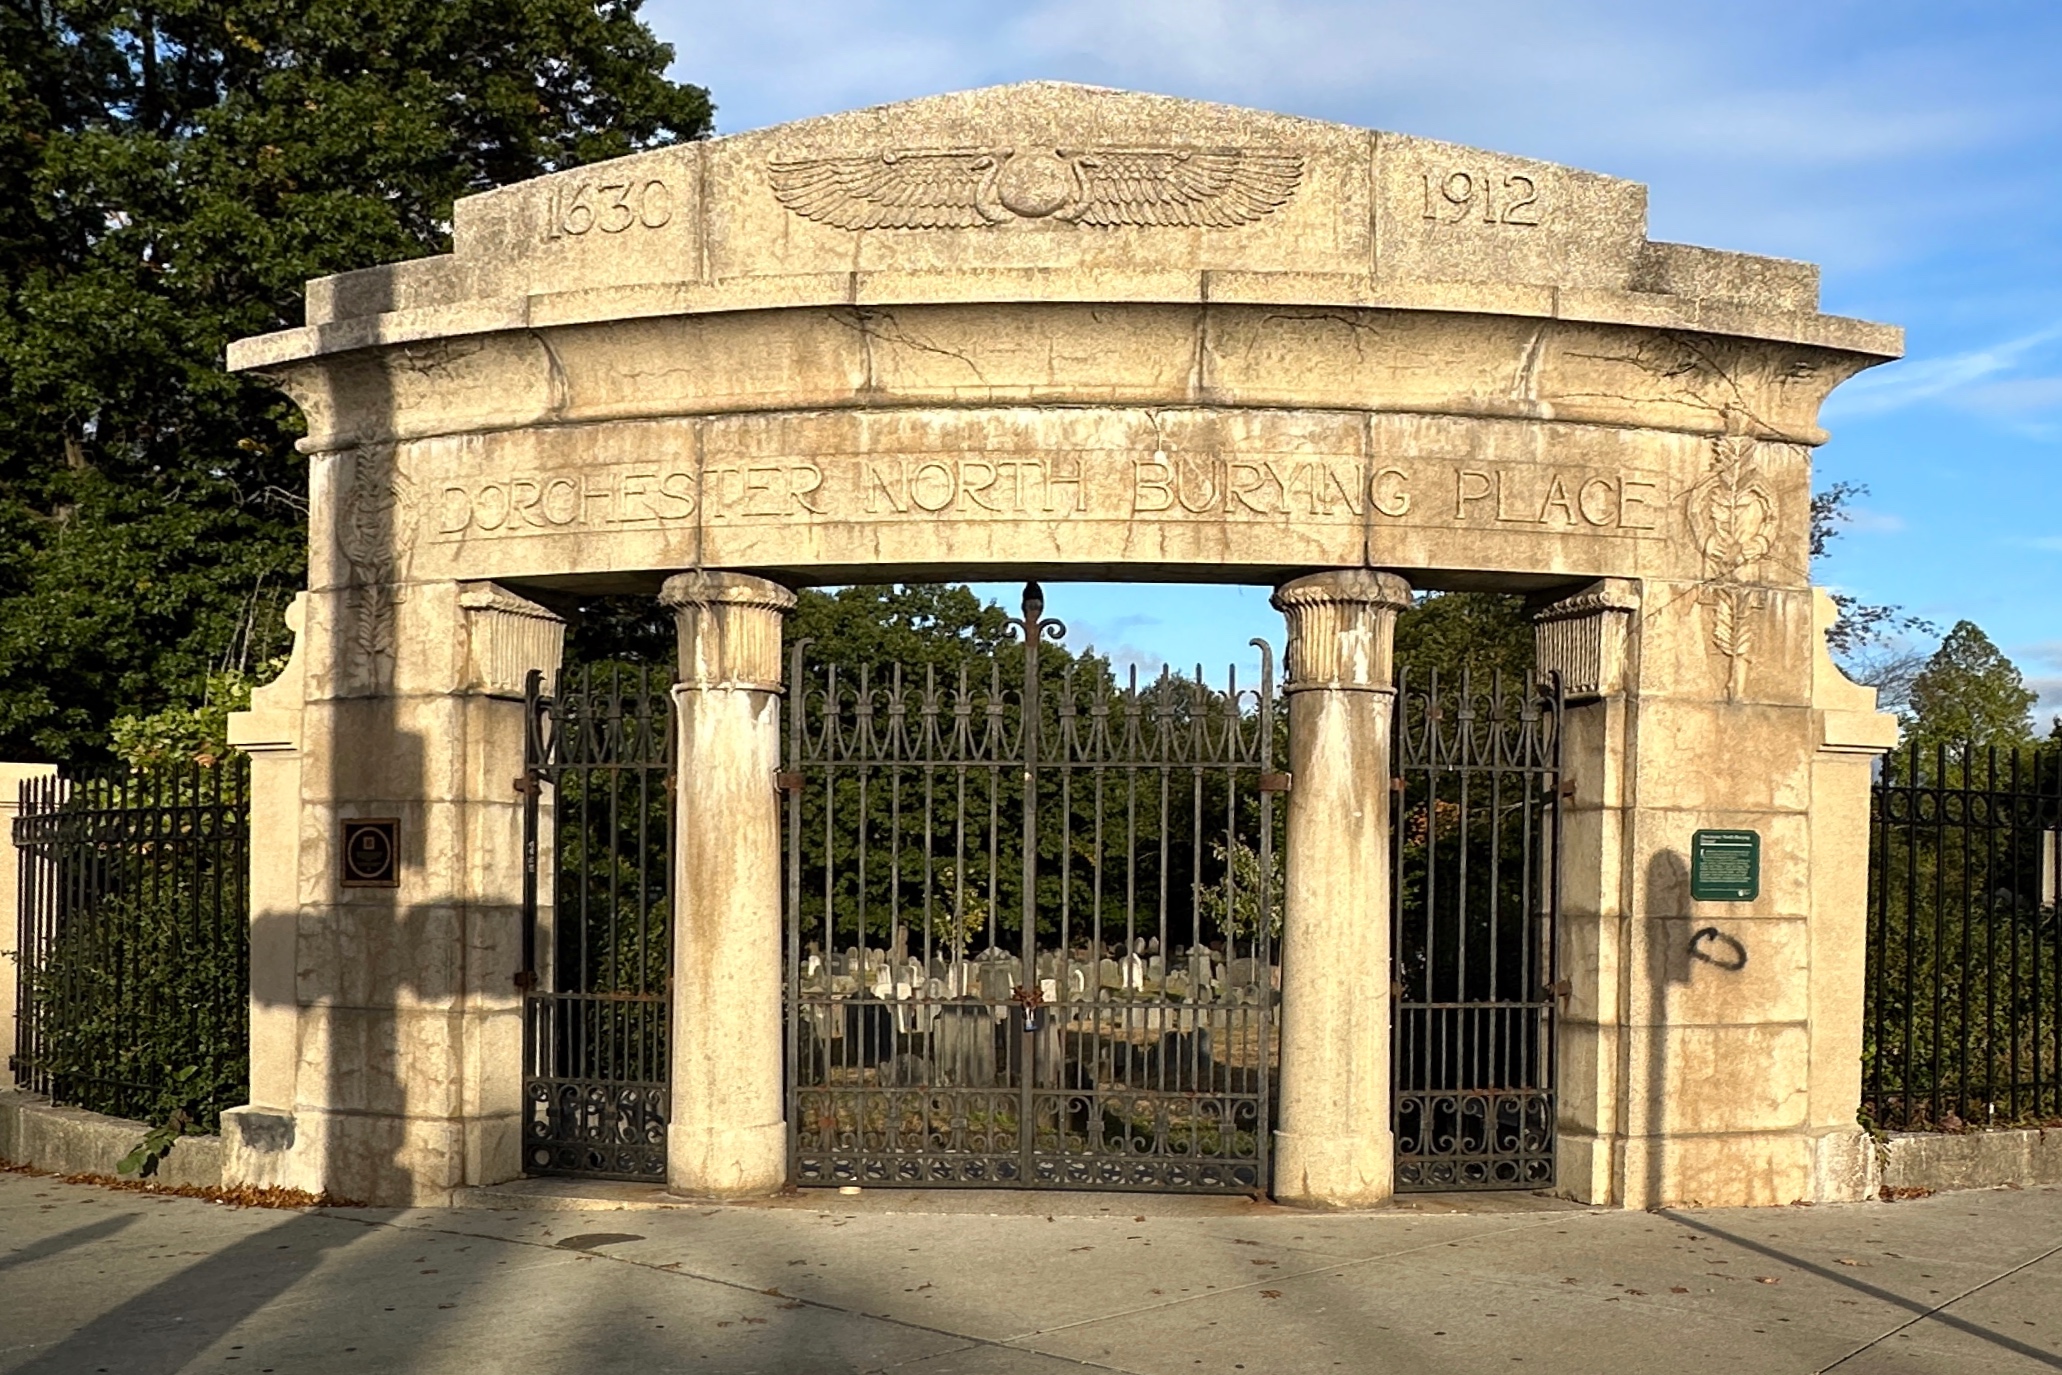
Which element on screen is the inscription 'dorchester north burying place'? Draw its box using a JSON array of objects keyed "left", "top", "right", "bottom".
[{"left": 428, "top": 456, "right": 1663, "bottom": 540}]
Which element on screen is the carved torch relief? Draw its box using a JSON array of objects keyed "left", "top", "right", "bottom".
[
  {"left": 1687, "top": 433, "right": 1779, "bottom": 702},
  {"left": 766, "top": 146, "right": 1305, "bottom": 229},
  {"left": 336, "top": 449, "right": 424, "bottom": 695}
]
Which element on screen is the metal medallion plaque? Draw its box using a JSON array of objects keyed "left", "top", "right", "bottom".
[
  {"left": 1689, "top": 828, "right": 1759, "bottom": 902},
  {"left": 341, "top": 818, "right": 401, "bottom": 887}
]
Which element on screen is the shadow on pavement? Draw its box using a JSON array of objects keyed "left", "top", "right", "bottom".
[
  {"left": 1660, "top": 1209, "right": 2062, "bottom": 1371},
  {"left": 0, "top": 1212, "right": 137, "bottom": 1275},
  {"left": 9, "top": 1210, "right": 365, "bottom": 1375}
]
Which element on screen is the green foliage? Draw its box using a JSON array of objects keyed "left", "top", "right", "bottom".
[
  {"left": 108, "top": 661, "right": 278, "bottom": 771},
  {"left": 1905, "top": 621, "right": 2038, "bottom": 751},
  {"left": 563, "top": 584, "right": 1019, "bottom": 672},
  {"left": 539, "top": 663, "right": 672, "bottom": 1002},
  {"left": 790, "top": 584, "right": 1017, "bottom": 675},
  {"left": 1393, "top": 591, "right": 1535, "bottom": 684},
  {"left": 1194, "top": 838, "right": 1284, "bottom": 942},
  {"left": 769, "top": 585, "right": 1288, "bottom": 961},
  {"left": 23, "top": 835, "right": 249, "bottom": 1133},
  {"left": 1863, "top": 745, "right": 2061, "bottom": 1129},
  {"left": 0, "top": 2, "right": 711, "bottom": 760},
  {"left": 117, "top": 1090, "right": 194, "bottom": 1178}
]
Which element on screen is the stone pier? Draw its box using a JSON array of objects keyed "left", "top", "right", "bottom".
[
  {"left": 1271, "top": 571, "right": 1412, "bottom": 1208},
  {"left": 661, "top": 572, "right": 795, "bottom": 1198}
]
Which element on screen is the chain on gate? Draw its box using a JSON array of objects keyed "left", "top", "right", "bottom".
[
  {"left": 1391, "top": 668, "right": 1564, "bottom": 1191},
  {"left": 520, "top": 665, "right": 674, "bottom": 1180},
  {"left": 784, "top": 584, "right": 1281, "bottom": 1192}
]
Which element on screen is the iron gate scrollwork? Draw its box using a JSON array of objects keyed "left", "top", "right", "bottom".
[
  {"left": 1391, "top": 668, "right": 1563, "bottom": 1191},
  {"left": 785, "top": 584, "right": 1279, "bottom": 1192},
  {"left": 520, "top": 664, "right": 673, "bottom": 1180}
]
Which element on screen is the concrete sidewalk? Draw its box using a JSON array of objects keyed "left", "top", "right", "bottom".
[{"left": 2, "top": 1171, "right": 2058, "bottom": 1374}]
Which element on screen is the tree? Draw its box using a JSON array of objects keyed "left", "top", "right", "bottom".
[
  {"left": 789, "top": 584, "right": 1018, "bottom": 678},
  {"left": 1904, "top": 620, "right": 2037, "bottom": 750},
  {"left": 1392, "top": 591, "right": 1535, "bottom": 686},
  {"left": 569, "top": 582, "right": 1072, "bottom": 680},
  {"left": 1811, "top": 480, "right": 1934, "bottom": 668},
  {"left": 0, "top": 2, "right": 712, "bottom": 761}
]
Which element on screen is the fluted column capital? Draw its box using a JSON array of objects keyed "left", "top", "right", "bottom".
[
  {"left": 659, "top": 570, "right": 797, "bottom": 692},
  {"left": 1270, "top": 570, "right": 1413, "bottom": 694}
]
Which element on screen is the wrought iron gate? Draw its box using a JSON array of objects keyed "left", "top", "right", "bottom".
[
  {"left": 1391, "top": 669, "right": 1563, "bottom": 1191},
  {"left": 520, "top": 664, "right": 673, "bottom": 1180},
  {"left": 785, "top": 584, "right": 1279, "bottom": 1192}
]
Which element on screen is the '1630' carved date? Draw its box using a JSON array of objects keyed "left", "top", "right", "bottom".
[
  {"left": 1422, "top": 168, "right": 1541, "bottom": 227},
  {"left": 544, "top": 178, "right": 672, "bottom": 238}
]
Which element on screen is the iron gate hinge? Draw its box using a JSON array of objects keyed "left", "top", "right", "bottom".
[
  {"left": 1258, "top": 772, "right": 1292, "bottom": 794},
  {"left": 776, "top": 770, "right": 806, "bottom": 793},
  {"left": 513, "top": 774, "right": 541, "bottom": 798},
  {"left": 514, "top": 969, "right": 537, "bottom": 992},
  {"left": 1557, "top": 778, "right": 1578, "bottom": 799},
  {"left": 1548, "top": 977, "right": 1572, "bottom": 1002}
]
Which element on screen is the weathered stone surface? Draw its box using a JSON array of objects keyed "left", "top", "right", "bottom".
[
  {"left": 1272, "top": 571, "right": 1411, "bottom": 1207},
  {"left": 662, "top": 573, "right": 794, "bottom": 1198},
  {"left": 217, "top": 82, "right": 1904, "bottom": 1210},
  {"left": 1881, "top": 1127, "right": 2062, "bottom": 1192},
  {"left": 0, "top": 1090, "right": 226, "bottom": 1190}
]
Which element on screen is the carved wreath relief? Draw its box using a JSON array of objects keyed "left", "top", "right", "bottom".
[
  {"left": 1687, "top": 433, "right": 1777, "bottom": 701},
  {"left": 767, "top": 146, "right": 1304, "bottom": 230}
]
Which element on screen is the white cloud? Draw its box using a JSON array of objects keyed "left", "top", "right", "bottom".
[
  {"left": 1962, "top": 376, "right": 2062, "bottom": 415},
  {"left": 654, "top": 0, "right": 2061, "bottom": 270},
  {"left": 1842, "top": 508, "right": 1909, "bottom": 535},
  {"left": 1826, "top": 322, "right": 2062, "bottom": 420},
  {"left": 1007, "top": 0, "right": 2005, "bottom": 169},
  {"left": 2019, "top": 641, "right": 2062, "bottom": 717}
]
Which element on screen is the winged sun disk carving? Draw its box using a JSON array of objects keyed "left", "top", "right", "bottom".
[{"left": 766, "top": 146, "right": 1305, "bottom": 230}]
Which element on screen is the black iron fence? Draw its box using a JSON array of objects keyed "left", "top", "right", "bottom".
[
  {"left": 1864, "top": 741, "right": 2062, "bottom": 1132},
  {"left": 11, "top": 761, "right": 251, "bottom": 1129}
]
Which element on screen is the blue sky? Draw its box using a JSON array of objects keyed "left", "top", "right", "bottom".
[{"left": 646, "top": 0, "right": 2062, "bottom": 709}]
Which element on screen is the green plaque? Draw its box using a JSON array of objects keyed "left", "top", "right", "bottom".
[{"left": 1690, "top": 828, "right": 1759, "bottom": 902}]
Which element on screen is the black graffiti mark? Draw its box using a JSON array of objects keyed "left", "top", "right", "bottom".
[{"left": 1689, "top": 926, "right": 1748, "bottom": 972}]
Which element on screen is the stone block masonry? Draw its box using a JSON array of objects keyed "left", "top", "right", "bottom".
[{"left": 217, "top": 81, "right": 1901, "bottom": 1209}]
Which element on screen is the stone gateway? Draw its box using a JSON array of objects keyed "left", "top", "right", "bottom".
[{"left": 220, "top": 82, "right": 1901, "bottom": 1209}]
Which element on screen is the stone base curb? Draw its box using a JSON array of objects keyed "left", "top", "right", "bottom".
[
  {"left": 1879, "top": 1126, "right": 2062, "bottom": 1194},
  {"left": 453, "top": 1177, "right": 1281, "bottom": 1217},
  {"left": 0, "top": 1089, "right": 224, "bottom": 1190},
  {"left": 10, "top": 1087, "right": 2051, "bottom": 1206}
]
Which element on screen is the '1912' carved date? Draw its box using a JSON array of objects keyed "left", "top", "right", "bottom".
[
  {"left": 1422, "top": 169, "right": 1541, "bottom": 227},
  {"left": 544, "top": 178, "right": 672, "bottom": 238}
]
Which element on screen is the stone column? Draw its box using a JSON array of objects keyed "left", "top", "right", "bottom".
[
  {"left": 1269, "top": 569, "right": 1412, "bottom": 1207},
  {"left": 661, "top": 571, "right": 796, "bottom": 1198}
]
